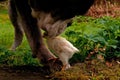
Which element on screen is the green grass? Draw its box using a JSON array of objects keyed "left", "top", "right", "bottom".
[{"left": 0, "top": 7, "right": 13, "bottom": 48}]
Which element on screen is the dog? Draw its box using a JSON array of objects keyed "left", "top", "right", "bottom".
[{"left": 8, "top": 0, "right": 94, "bottom": 71}]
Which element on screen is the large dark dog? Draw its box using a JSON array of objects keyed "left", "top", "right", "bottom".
[{"left": 8, "top": 0, "right": 94, "bottom": 71}]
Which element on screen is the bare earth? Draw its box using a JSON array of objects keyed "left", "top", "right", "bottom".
[
  {"left": 0, "top": 60, "right": 120, "bottom": 80},
  {"left": 0, "top": 66, "right": 47, "bottom": 80}
]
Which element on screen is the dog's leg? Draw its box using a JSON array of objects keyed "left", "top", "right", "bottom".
[
  {"left": 8, "top": 0, "right": 23, "bottom": 51},
  {"left": 13, "top": 0, "right": 48, "bottom": 60}
]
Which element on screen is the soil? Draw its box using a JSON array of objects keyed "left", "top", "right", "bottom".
[
  {"left": 0, "top": 66, "right": 48, "bottom": 80},
  {"left": 0, "top": 60, "right": 120, "bottom": 80}
]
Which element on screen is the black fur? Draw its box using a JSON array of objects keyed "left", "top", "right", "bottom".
[{"left": 29, "top": 0, "right": 94, "bottom": 20}]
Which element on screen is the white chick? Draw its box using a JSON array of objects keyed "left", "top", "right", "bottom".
[{"left": 45, "top": 36, "right": 79, "bottom": 70}]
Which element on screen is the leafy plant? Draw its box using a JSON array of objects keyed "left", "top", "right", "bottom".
[
  {"left": 0, "top": 46, "right": 42, "bottom": 67},
  {"left": 63, "top": 16, "right": 120, "bottom": 62}
]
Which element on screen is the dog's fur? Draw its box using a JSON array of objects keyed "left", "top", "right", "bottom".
[
  {"left": 31, "top": 10, "right": 72, "bottom": 38},
  {"left": 8, "top": 0, "right": 94, "bottom": 62},
  {"left": 45, "top": 36, "right": 79, "bottom": 70}
]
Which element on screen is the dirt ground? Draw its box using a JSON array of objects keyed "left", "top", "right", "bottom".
[
  {"left": 0, "top": 66, "right": 47, "bottom": 80},
  {"left": 0, "top": 60, "right": 120, "bottom": 80}
]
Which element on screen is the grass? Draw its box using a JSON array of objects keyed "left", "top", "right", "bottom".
[
  {"left": 87, "top": 0, "right": 120, "bottom": 18},
  {"left": 0, "top": 7, "right": 13, "bottom": 48}
]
